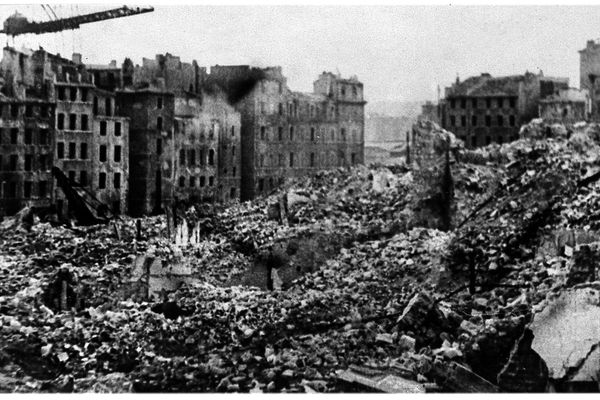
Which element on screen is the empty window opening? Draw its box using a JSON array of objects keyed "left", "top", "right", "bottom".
[
  {"left": 81, "top": 114, "right": 89, "bottom": 131},
  {"left": 80, "top": 171, "right": 88, "bottom": 186},
  {"left": 39, "top": 181, "right": 47, "bottom": 197},
  {"left": 180, "top": 149, "right": 186, "bottom": 166},
  {"left": 24, "top": 129, "right": 32, "bottom": 144},
  {"left": 99, "top": 172, "right": 106, "bottom": 189},
  {"left": 105, "top": 98, "right": 112, "bottom": 116},
  {"left": 24, "top": 154, "right": 32, "bottom": 171},
  {"left": 69, "top": 114, "right": 76, "bottom": 130},
  {"left": 68, "top": 142, "right": 76, "bottom": 159},
  {"left": 24, "top": 181, "right": 32, "bottom": 198},
  {"left": 208, "top": 149, "right": 215, "bottom": 166}
]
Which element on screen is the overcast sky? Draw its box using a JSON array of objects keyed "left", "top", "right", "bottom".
[{"left": 1, "top": 5, "right": 599, "bottom": 103}]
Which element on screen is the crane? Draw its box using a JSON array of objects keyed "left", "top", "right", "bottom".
[{"left": 1, "top": 5, "right": 154, "bottom": 36}]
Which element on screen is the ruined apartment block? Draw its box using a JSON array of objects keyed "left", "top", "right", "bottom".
[
  {"left": 0, "top": 47, "right": 130, "bottom": 217},
  {"left": 116, "top": 87, "right": 174, "bottom": 217},
  {"left": 441, "top": 72, "right": 569, "bottom": 148},
  {"left": 127, "top": 53, "right": 241, "bottom": 206},
  {"left": 92, "top": 88, "right": 129, "bottom": 215},
  {"left": 53, "top": 74, "right": 95, "bottom": 216},
  {"left": 0, "top": 95, "right": 54, "bottom": 215},
  {"left": 208, "top": 66, "right": 366, "bottom": 201}
]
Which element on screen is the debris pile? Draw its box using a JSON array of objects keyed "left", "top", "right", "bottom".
[{"left": 2, "top": 119, "right": 600, "bottom": 392}]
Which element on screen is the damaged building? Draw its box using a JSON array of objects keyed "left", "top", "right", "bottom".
[
  {"left": 115, "top": 53, "right": 241, "bottom": 216},
  {"left": 208, "top": 66, "right": 366, "bottom": 201},
  {"left": 0, "top": 90, "right": 54, "bottom": 215},
  {"left": 0, "top": 47, "right": 130, "bottom": 217},
  {"left": 538, "top": 88, "right": 590, "bottom": 124},
  {"left": 440, "top": 71, "right": 569, "bottom": 148},
  {"left": 0, "top": 48, "right": 364, "bottom": 216}
]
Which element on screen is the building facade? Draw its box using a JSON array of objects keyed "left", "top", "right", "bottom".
[
  {"left": 0, "top": 94, "right": 54, "bottom": 215},
  {"left": 208, "top": 66, "right": 366, "bottom": 201},
  {"left": 116, "top": 87, "right": 173, "bottom": 217},
  {"left": 0, "top": 46, "right": 130, "bottom": 217},
  {"left": 441, "top": 72, "right": 568, "bottom": 148}
]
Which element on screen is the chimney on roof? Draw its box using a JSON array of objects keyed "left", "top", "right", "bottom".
[
  {"left": 455, "top": 74, "right": 460, "bottom": 84},
  {"left": 72, "top": 53, "right": 82, "bottom": 64}
]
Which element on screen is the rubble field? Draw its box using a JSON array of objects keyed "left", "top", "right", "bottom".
[{"left": 1, "top": 119, "right": 600, "bottom": 392}]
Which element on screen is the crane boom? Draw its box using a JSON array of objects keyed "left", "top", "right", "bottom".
[{"left": 1, "top": 5, "right": 154, "bottom": 36}]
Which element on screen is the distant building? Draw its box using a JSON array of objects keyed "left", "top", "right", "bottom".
[
  {"left": 441, "top": 71, "right": 569, "bottom": 148},
  {"left": 208, "top": 66, "right": 366, "bottom": 201},
  {"left": 579, "top": 40, "right": 600, "bottom": 120},
  {"left": 132, "top": 53, "right": 206, "bottom": 95},
  {"left": 417, "top": 101, "right": 440, "bottom": 124},
  {"left": 539, "top": 88, "right": 590, "bottom": 124}
]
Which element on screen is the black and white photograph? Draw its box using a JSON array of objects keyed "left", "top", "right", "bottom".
[{"left": 0, "top": 1, "right": 598, "bottom": 394}]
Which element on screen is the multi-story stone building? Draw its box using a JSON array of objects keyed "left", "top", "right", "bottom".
[
  {"left": 0, "top": 92, "right": 54, "bottom": 215},
  {"left": 0, "top": 46, "right": 130, "bottom": 217},
  {"left": 116, "top": 86, "right": 173, "bottom": 217},
  {"left": 208, "top": 66, "right": 365, "bottom": 201},
  {"left": 92, "top": 88, "right": 129, "bottom": 214},
  {"left": 111, "top": 53, "right": 242, "bottom": 216},
  {"left": 441, "top": 72, "right": 568, "bottom": 148}
]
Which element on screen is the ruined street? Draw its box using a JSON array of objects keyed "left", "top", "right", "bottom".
[{"left": 0, "top": 119, "right": 599, "bottom": 392}]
